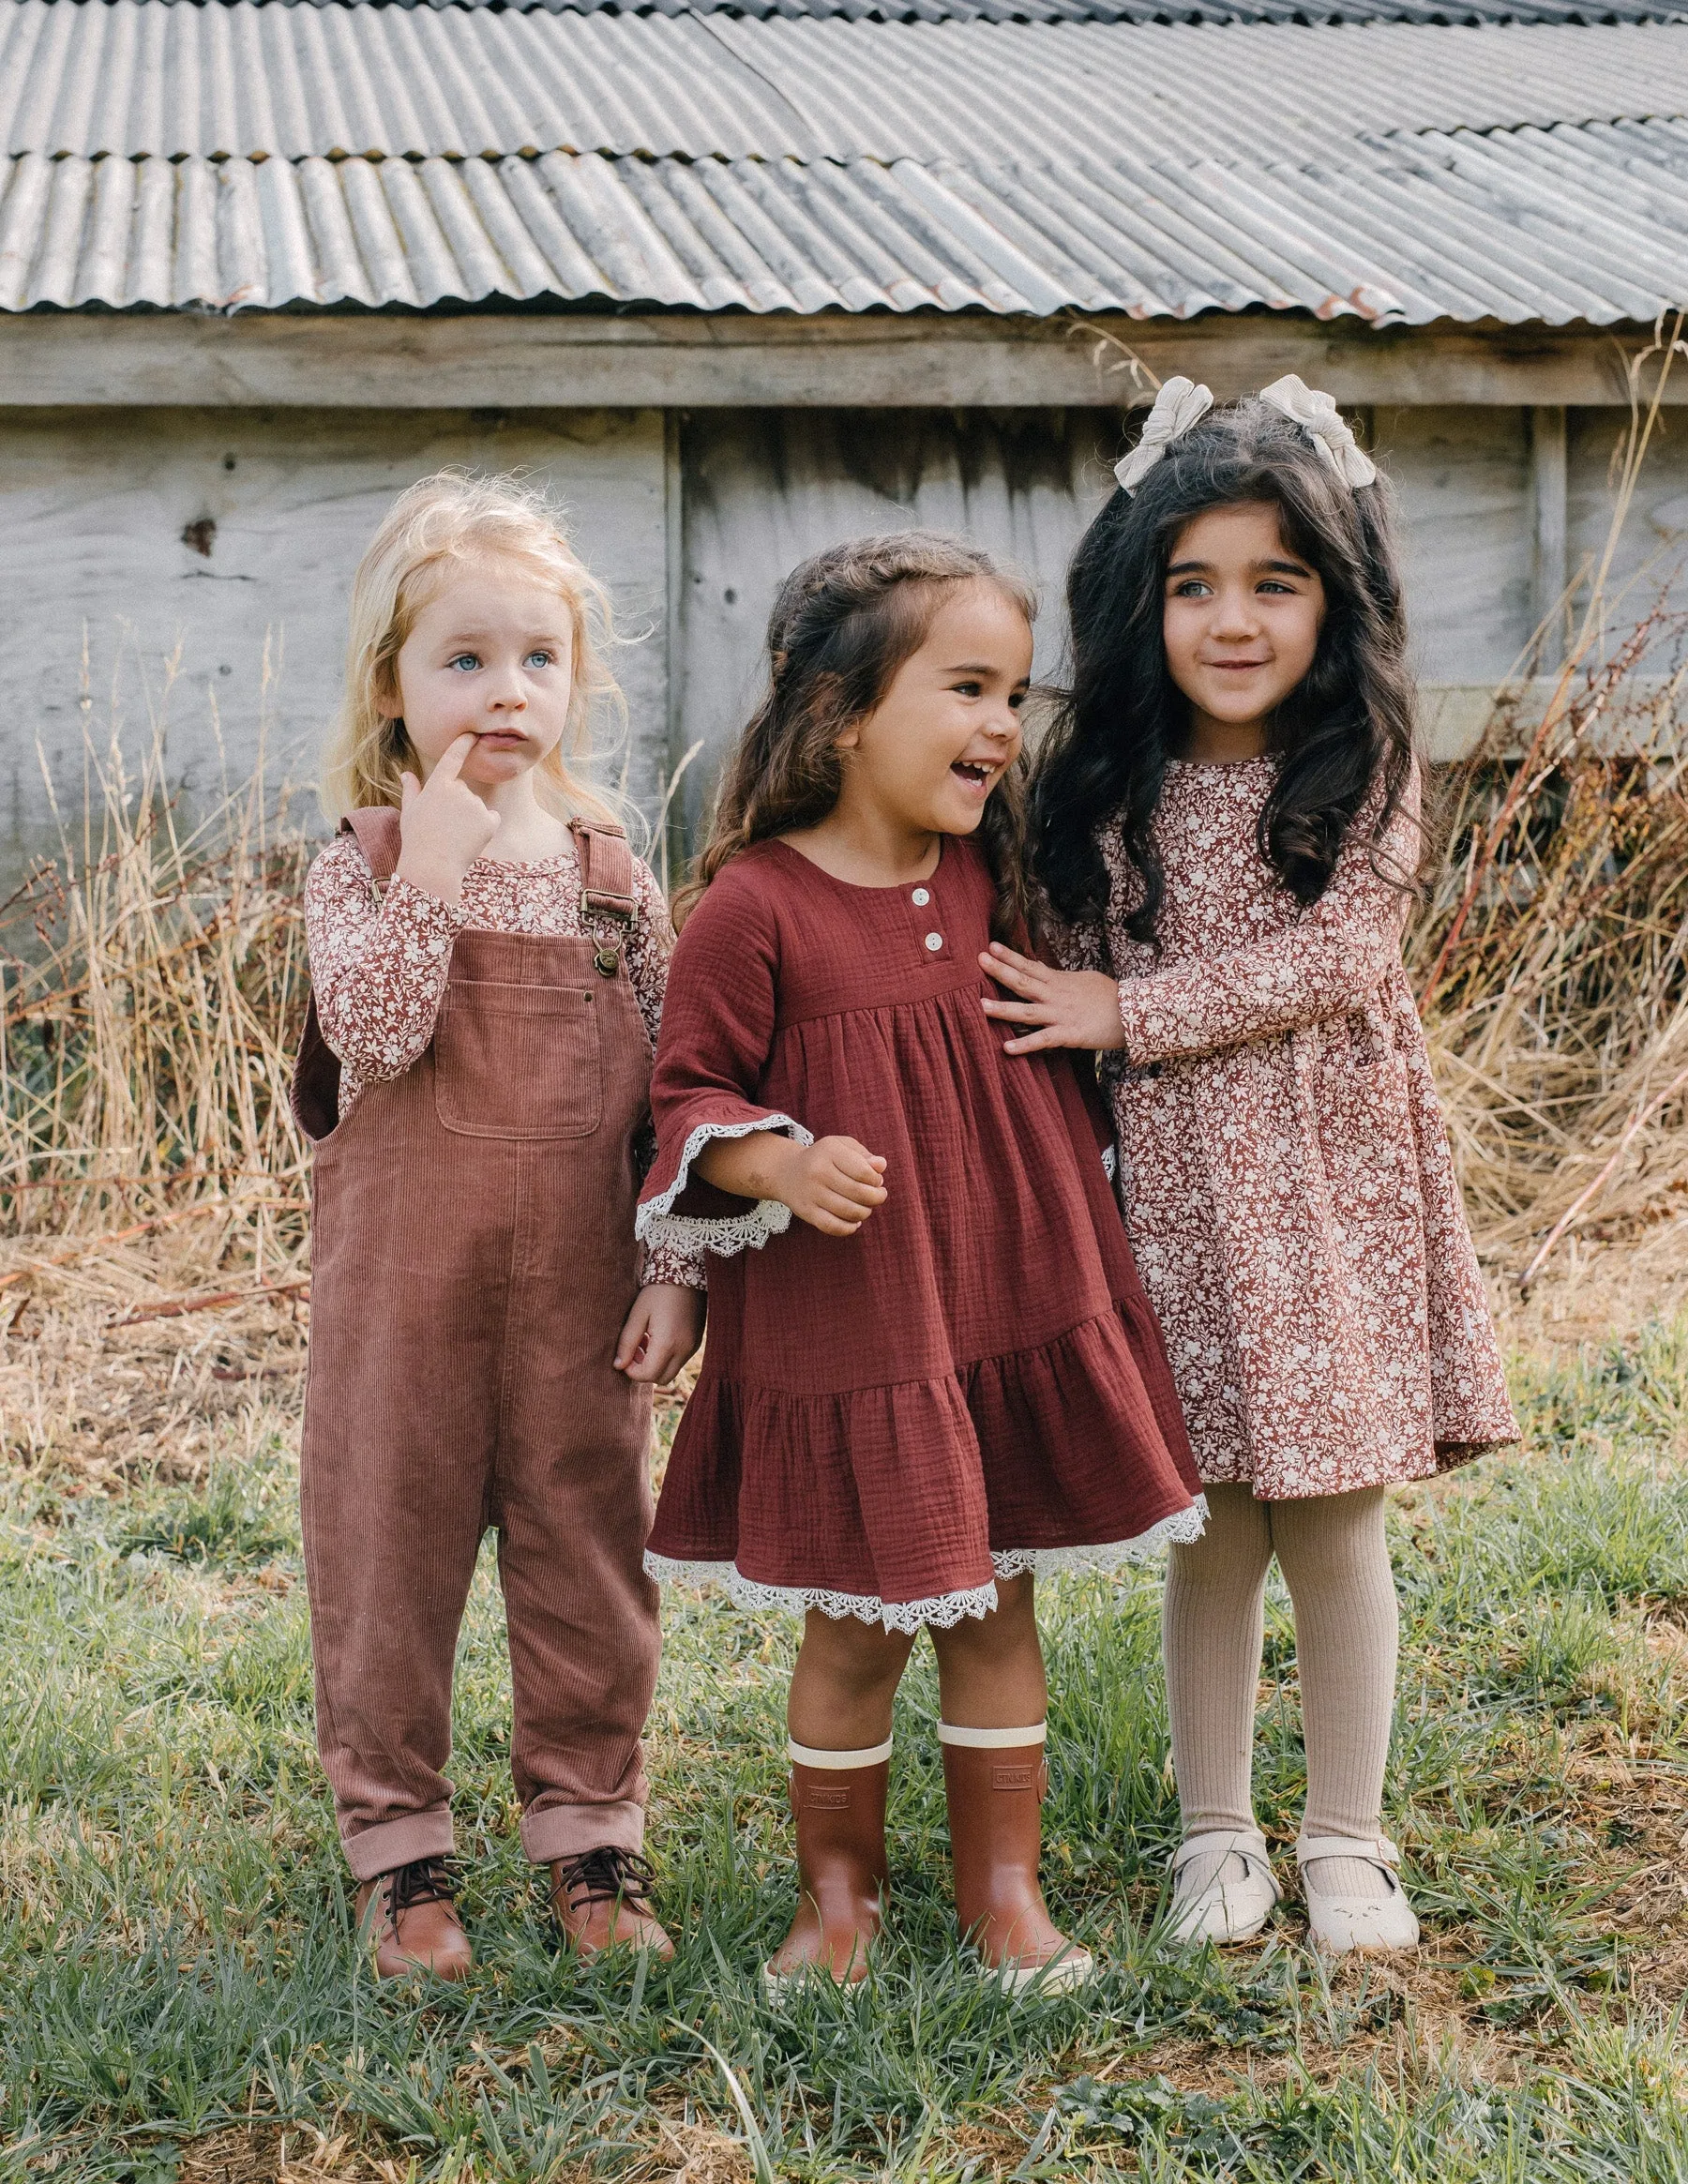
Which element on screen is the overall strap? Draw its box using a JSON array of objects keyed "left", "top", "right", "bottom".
[
  {"left": 569, "top": 818, "right": 638, "bottom": 919},
  {"left": 344, "top": 806, "right": 404, "bottom": 884},
  {"left": 569, "top": 819, "right": 638, "bottom": 978}
]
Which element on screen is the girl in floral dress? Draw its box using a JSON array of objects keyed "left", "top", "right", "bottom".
[
  {"left": 986, "top": 379, "right": 1516, "bottom": 1954},
  {"left": 640, "top": 532, "right": 1202, "bottom": 1993}
]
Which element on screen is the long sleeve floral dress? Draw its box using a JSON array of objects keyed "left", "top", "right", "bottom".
[{"left": 1052, "top": 758, "right": 1516, "bottom": 1501}]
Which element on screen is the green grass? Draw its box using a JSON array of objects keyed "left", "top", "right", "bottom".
[{"left": 8, "top": 1330, "right": 1688, "bottom": 2180}]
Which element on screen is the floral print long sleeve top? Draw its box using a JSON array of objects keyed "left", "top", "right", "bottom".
[
  {"left": 304, "top": 833, "right": 705, "bottom": 1291},
  {"left": 1048, "top": 758, "right": 1515, "bottom": 1499}
]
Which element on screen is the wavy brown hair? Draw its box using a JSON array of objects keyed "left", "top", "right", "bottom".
[
  {"left": 678, "top": 532, "right": 1037, "bottom": 941},
  {"left": 1030, "top": 396, "right": 1420, "bottom": 947}
]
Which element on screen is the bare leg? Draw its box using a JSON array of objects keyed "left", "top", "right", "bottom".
[
  {"left": 788, "top": 1610, "right": 915, "bottom": 1749},
  {"left": 928, "top": 1572, "right": 1047, "bottom": 1726}
]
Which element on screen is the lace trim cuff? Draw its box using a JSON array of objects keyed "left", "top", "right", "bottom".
[
  {"left": 635, "top": 1114, "right": 814, "bottom": 1259},
  {"left": 643, "top": 1499, "right": 1207, "bottom": 1632}
]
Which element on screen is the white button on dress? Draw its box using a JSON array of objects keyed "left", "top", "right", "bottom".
[
  {"left": 925, "top": 932, "right": 943, "bottom": 953},
  {"left": 912, "top": 887, "right": 931, "bottom": 907}
]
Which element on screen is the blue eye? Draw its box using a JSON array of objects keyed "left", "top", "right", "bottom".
[
  {"left": 524, "top": 649, "right": 554, "bottom": 670},
  {"left": 448, "top": 652, "right": 479, "bottom": 672}
]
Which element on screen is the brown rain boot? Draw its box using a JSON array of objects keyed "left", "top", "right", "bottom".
[
  {"left": 765, "top": 1739, "right": 892, "bottom": 1990},
  {"left": 354, "top": 1856, "right": 474, "bottom": 1981},
  {"left": 550, "top": 1846, "right": 675, "bottom": 1960},
  {"left": 940, "top": 1725, "right": 1093, "bottom": 1994}
]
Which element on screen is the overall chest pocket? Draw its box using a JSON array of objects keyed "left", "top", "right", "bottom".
[{"left": 432, "top": 981, "right": 602, "bottom": 1140}]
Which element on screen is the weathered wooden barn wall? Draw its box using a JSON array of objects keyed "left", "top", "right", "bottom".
[
  {"left": 674, "top": 409, "right": 1119, "bottom": 837},
  {"left": 5, "top": 385, "right": 1687, "bottom": 883},
  {"left": 0, "top": 407, "right": 670, "bottom": 871},
  {"left": 677, "top": 403, "right": 1688, "bottom": 830}
]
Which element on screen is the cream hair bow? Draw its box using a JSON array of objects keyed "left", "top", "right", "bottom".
[
  {"left": 1258, "top": 374, "right": 1377, "bottom": 489},
  {"left": 1114, "top": 376, "right": 1214, "bottom": 494}
]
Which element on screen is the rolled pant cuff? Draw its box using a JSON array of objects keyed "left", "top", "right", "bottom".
[
  {"left": 341, "top": 1807, "right": 455, "bottom": 1883},
  {"left": 521, "top": 1800, "right": 646, "bottom": 1865}
]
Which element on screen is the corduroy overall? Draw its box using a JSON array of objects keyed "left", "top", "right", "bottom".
[{"left": 294, "top": 809, "right": 661, "bottom": 1882}]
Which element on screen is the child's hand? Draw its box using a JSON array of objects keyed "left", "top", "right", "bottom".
[
  {"left": 784, "top": 1137, "right": 890, "bottom": 1237},
  {"left": 695, "top": 1131, "right": 888, "bottom": 1238},
  {"left": 394, "top": 733, "right": 501, "bottom": 906},
  {"left": 614, "top": 1283, "right": 706, "bottom": 1385},
  {"left": 979, "top": 944, "right": 1128, "bottom": 1055}
]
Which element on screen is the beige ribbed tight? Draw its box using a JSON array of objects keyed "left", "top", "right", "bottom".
[{"left": 1163, "top": 1482, "right": 1398, "bottom": 1900}]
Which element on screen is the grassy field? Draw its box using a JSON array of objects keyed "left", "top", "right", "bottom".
[{"left": 6, "top": 1283, "right": 1688, "bottom": 2183}]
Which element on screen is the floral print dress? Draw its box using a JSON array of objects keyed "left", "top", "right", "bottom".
[{"left": 1053, "top": 758, "right": 1516, "bottom": 1500}]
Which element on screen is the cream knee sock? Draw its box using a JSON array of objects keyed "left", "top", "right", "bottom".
[
  {"left": 1271, "top": 1487, "right": 1399, "bottom": 1898},
  {"left": 1162, "top": 1483, "right": 1274, "bottom": 1890}
]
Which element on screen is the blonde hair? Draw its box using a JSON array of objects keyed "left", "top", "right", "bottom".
[{"left": 321, "top": 470, "right": 629, "bottom": 831}]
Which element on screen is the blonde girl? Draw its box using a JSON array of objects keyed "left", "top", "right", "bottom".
[{"left": 294, "top": 472, "right": 704, "bottom": 1980}]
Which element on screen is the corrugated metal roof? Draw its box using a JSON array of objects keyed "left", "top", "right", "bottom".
[
  {"left": 3, "top": 118, "right": 1688, "bottom": 320},
  {"left": 81, "top": 0, "right": 1688, "bottom": 25},
  {"left": 6, "top": 6, "right": 1688, "bottom": 161}
]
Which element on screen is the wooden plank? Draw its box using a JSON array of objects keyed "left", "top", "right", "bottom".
[
  {"left": 675, "top": 409, "right": 1116, "bottom": 840},
  {"left": 0, "top": 408, "right": 671, "bottom": 868},
  {"left": 1379, "top": 405, "right": 1535, "bottom": 689},
  {"left": 0, "top": 310, "right": 1679, "bottom": 411},
  {"left": 1530, "top": 404, "right": 1570, "bottom": 666}
]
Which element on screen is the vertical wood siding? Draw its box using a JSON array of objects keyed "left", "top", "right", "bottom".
[
  {"left": 0, "top": 407, "right": 670, "bottom": 868},
  {"left": 674, "top": 408, "right": 1119, "bottom": 840}
]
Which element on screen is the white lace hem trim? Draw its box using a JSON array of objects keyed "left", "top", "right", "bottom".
[
  {"left": 644, "top": 1553, "right": 999, "bottom": 1632},
  {"left": 644, "top": 1499, "right": 1206, "bottom": 1633},
  {"left": 989, "top": 1498, "right": 1208, "bottom": 1577},
  {"left": 635, "top": 1113, "right": 814, "bottom": 1258}
]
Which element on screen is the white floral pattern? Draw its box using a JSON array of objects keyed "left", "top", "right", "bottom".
[
  {"left": 1051, "top": 759, "right": 1516, "bottom": 1499},
  {"left": 304, "top": 832, "right": 704, "bottom": 1291}
]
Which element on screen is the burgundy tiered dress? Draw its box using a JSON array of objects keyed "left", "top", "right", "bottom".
[{"left": 638, "top": 835, "right": 1204, "bottom": 1633}]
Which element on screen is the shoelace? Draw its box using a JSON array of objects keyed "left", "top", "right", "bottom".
[
  {"left": 384, "top": 1856, "right": 460, "bottom": 1916},
  {"left": 553, "top": 1845, "right": 659, "bottom": 1915}
]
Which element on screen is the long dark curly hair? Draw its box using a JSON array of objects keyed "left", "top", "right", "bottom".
[
  {"left": 1030, "top": 396, "right": 1419, "bottom": 947},
  {"left": 679, "top": 531, "right": 1036, "bottom": 941}
]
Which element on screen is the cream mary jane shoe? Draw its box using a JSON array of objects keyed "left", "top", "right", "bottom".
[
  {"left": 1167, "top": 1828, "right": 1282, "bottom": 1945},
  {"left": 1296, "top": 1834, "right": 1421, "bottom": 1954}
]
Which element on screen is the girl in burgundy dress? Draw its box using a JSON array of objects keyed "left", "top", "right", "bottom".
[
  {"left": 639, "top": 532, "right": 1202, "bottom": 1993},
  {"left": 986, "top": 379, "right": 1516, "bottom": 1954}
]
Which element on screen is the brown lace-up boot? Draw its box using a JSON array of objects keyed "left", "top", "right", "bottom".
[
  {"left": 765, "top": 1739, "right": 892, "bottom": 1990},
  {"left": 354, "top": 1857, "right": 474, "bottom": 1981},
  {"left": 940, "top": 1725, "right": 1093, "bottom": 1994},
  {"left": 550, "top": 1846, "right": 674, "bottom": 1960}
]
